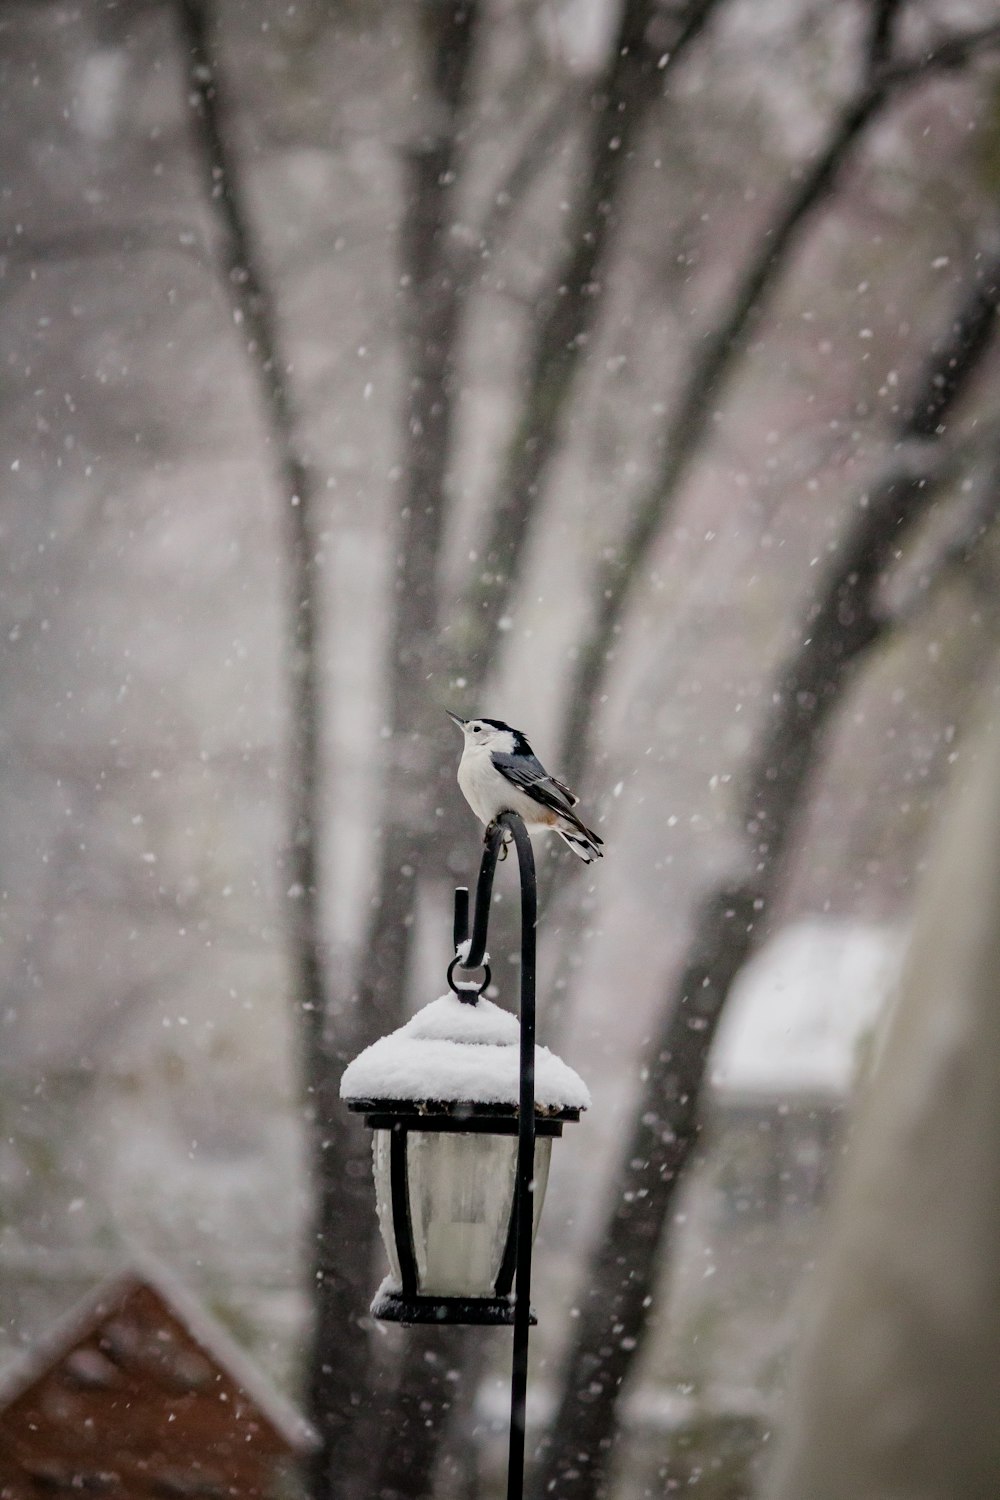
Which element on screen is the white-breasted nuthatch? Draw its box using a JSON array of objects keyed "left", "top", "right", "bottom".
[{"left": 447, "top": 712, "right": 604, "bottom": 864}]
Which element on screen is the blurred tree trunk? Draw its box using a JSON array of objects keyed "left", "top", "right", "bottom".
[
  {"left": 349, "top": 8, "right": 483, "bottom": 1493},
  {"left": 353, "top": 0, "right": 480, "bottom": 1068},
  {"left": 172, "top": 4, "right": 369, "bottom": 1495},
  {"left": 532, "top": 246, "right": 1000, "bottom": 1500}
]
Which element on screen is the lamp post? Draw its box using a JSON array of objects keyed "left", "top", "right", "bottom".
[{"left": 341, "top": 811, "right": 589, "bottom": 1499}]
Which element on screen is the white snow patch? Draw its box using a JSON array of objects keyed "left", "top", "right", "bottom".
[
  {"left": 403, "top": 994, "right": 520, "bottom": 1046},
  {"left": 341, "top": 994, "right": 590, "bottom": 1111},
  {"left": 75, "top": 49, "right": 126, "bottom": 141},
  {"left": 710, "top": 920, "right": 903, "bottom": 1099}
]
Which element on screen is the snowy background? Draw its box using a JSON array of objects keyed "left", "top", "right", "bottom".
[{"left": 2, "top": 1, "right": 1000, "bottom": 1497}]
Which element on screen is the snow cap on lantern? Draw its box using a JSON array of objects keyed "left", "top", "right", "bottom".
[
  {"left": 340, "top": 992, "right": 591, "bottom": 1113},
  {"left": 341, "top": 993, "right": 589, "bottom": 1326}
]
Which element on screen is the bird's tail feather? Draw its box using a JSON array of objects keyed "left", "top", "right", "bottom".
[{"left": 557, "top": 818, "right": 604, "bottom": 863}]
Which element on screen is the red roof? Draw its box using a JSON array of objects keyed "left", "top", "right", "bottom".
[{"left": 0, "top": 1262, "right": 316, "bottom": 1500}]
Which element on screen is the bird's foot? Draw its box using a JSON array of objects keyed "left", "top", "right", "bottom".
[{"left": 484, "top": 821, "right": 510, "bottom": 860}]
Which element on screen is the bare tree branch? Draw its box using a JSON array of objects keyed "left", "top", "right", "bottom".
[
  {"left": 449, "top": 0, "right": 724, "bottom": 691},
  {"left": 881, "top": 20, "right": 1000, "bottom": 89},
  {"left": 472, "top": 83, "right": 584, "bottom": 261},
  {"left": 0, "top": 223, "right": 213, "bottom": 277},
  {"left": 887, "top": 441, "right": 1000, "bottom": 631},
  {"left": 534, "top": 239, "right": 1000, "bottom": 1500},
  {"left": 865, "top": 0, "right": 904, "bottom": 76},
  {"left": 749, "top": 244, "right": 1000, "bottom": 862},
  {"left": 557, "top": 17, "right": 1000, "bottom": 787}
]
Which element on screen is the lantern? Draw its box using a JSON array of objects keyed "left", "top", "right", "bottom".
[{"left": 341, "top": 991, "right": 589, "bottom": 1325}]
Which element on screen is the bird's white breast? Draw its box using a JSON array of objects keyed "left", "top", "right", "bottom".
[{"left": 457, "top": 744, "right": 506, "bottom": 824}]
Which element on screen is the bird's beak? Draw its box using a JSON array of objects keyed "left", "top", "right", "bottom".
[{"left": 446, "top": 710, "right": 467, "bottom": 729}]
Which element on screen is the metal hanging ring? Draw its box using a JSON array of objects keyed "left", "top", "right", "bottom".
[{"left": 447, "top": 954, "right": 491, "bottom": 1004}]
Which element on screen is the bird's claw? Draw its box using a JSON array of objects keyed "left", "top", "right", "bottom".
[{"left": 484, "top": 821, "right": 510, "bottom": 860}]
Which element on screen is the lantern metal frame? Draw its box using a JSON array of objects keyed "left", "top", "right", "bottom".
[{"left": 346, "top": 1101, "right": 578, "bottom": 1326}]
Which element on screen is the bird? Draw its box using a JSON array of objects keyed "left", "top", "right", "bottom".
[{"left": 447, "top": 712, "right": 604, "bottom": 863}]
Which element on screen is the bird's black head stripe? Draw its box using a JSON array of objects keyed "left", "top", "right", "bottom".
[{"left": 480, "top": 718, "right": 533, "bottom": 756}]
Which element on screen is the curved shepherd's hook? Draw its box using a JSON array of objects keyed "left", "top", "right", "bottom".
[{"left": 452, "top": 811, "right": 537, "bottom": 1500}]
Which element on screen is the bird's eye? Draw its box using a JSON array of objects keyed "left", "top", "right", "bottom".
[{"left": 472, "top": 725, "right": 481, "bottom": 734}]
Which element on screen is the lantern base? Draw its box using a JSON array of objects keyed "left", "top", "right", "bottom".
[{"left": 371, "top": 1289, "right": 537, "bottom": 1327}]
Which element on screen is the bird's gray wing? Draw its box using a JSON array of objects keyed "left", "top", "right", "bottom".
[
  {"left": 546, "top": 772, "right": 579, "bottom": 807},
  {"left": 491, "top": 753, "right": 578, "bottom": 815}
]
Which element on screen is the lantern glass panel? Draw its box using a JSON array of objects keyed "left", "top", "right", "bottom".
[
  {"left": 372, "top": 1130, "right": 402, "bottom": 1286},
  {"left": 410, "top": 1131, "right": 511, "bottom": 1295},
  {"left": 408, "top": 1131, "right": 552, "bottom": 1296},
  {"left": 371, "top": 1127, "right": 553, "bottom": 1299}
]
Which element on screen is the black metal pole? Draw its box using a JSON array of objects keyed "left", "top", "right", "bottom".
[
  {"left": 453, "top": 812, "right": 538, "bottom": 1500},
  {"left": 502, "top": 813, "right": 537, "bottom": 1500}
]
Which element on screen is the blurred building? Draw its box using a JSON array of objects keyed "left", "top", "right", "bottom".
[
  {"left": 707, "top": 920, "right": 903, "bottom": 1229},
  {"left": 0, "top": 1261, "right": 315, "bottom": 1500},
  {"left": 615, "top": 922, "right": 903, "bottom": 1498}
]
